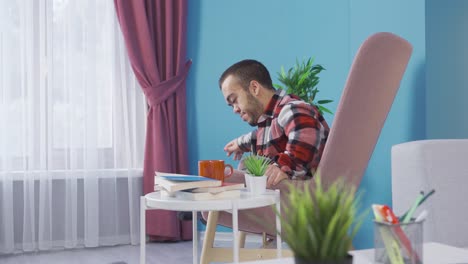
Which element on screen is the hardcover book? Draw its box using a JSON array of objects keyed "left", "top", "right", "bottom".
[
  {"left": 191, "top": 182, "right": 245, "bottom": 194},
  {"left": 154, "top": 171, "right": 222, "bottom": 192}
]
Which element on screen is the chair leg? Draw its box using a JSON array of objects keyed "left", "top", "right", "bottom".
[
  {"left": 238, "top": 231, "right": 247, "bottom": 248},
  {"left": 200, "top": 211, "right": 219, "bottom": 264},
  {"left": 262, "top": 232, "right": 268, "bottom": 248}
]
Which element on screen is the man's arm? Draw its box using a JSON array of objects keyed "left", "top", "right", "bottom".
[{"left": 224, "top": 130, "right": 257, "bottom": 160}]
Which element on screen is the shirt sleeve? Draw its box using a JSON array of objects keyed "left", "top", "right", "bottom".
[
  {"left": 275, "top": 102, "right": 325, "bottom": 179},
  {"left": 236, "top": 130, "right": 257, "bottom": 152}
]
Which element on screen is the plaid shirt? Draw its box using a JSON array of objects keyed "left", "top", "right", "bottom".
[{"left": 236, "top": 89, "right": 329, "bottom": 180}]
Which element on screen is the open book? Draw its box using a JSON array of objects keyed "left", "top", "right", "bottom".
[{"left": 154, "top": 171, "right": 222, "bottom": 192}]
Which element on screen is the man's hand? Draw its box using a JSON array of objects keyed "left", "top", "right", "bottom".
[
  {"left": 266, "top": 164, "right": 288, "bottom": 187},
  {"left": 224, "top": 139, "right": 244, "bottom": 160}
]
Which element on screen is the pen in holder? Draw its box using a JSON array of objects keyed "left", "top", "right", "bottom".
[{"left": 374, "top": 219, "right": 424, "bottom": 264}]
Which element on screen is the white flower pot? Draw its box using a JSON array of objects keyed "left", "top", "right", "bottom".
[{"left": 245, "top": 174, "right": 267, "bottom": 195}]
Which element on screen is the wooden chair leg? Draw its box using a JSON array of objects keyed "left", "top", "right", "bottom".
[
  {"left": 200, "top": 211, "right": 219, "bottom": 264},
  {"left": 262, "top": 232, "right": 268, "bottom": 248},
  {"left": 238, "top": 231, "right": 247, "bottom": 248}
]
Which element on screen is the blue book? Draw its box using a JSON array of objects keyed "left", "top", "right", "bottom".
[
  {"left": 161, "top": 175, "right": 217, "bottom": 182},
  {"left": 155, "top": 172, "right": 222, "bottom": 192}
]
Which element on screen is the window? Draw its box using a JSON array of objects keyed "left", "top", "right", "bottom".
[{"left": 0, "top": 0, "right": 146, "bottom": 172}]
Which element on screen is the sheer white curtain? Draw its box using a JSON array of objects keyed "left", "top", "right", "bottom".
[{"left": 0, "top": 0, "right": 146, "bottom": 254}]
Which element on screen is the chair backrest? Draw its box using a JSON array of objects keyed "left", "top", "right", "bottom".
[{"left": 317, "top": 32, "right": 413, "bottom": 188}]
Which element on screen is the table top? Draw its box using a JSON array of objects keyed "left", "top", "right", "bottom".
[
  {"left": 349, "top": 242, "right": 468, "bottom": 264},
  {"left": 144, "top": 189, "right": 280, "bottom": 211},
  {"left": 232, "top": 242, "right": 468, "bottom": 264}
]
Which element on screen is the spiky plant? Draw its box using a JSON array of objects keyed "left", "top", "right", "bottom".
[
  {"left": 274, "top": 57, "right": 333, "bottom": 115},
  {"left": 276, "top": 175, "right": 367, "bottom": 262},
  {"left": 242, "top": 154, "right": 271, "bottom": 177}
]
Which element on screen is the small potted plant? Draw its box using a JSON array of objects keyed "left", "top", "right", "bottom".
[
  {"left": 276, "top": 175, "right": 366, "bottom": 264},
  {"left": 275, "top": 57, "right": 333, "bottom": 115},
  {"left": 242, "top": 154, "right": 271, "bottom": 194}
]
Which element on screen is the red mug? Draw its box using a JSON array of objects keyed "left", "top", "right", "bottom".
[{"left": 198, "top": 160, "right": 234, "bottom": 183}]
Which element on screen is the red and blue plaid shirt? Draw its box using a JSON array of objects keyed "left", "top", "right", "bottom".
[{"left": 237, "top": 89, "right": 329, "bottom": 180}]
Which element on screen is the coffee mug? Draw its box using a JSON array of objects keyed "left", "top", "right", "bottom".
[{"left": 198, "top": 160, "right": 234, "bottom": 182}]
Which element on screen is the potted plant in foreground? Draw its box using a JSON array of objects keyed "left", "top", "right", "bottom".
[
  {"left": 242, "top": 154, "right": 271, "bottom": 194},
  {"left": 276, "top": 176, "right": 366, "bottom": 264}
]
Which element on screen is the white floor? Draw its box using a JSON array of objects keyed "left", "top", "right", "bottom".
[
  {"left": 0, "top": 241, "right": 193, "bottom": 264},
  {"left": 0, "top": 233, "right": 265, "bottom": 264}
]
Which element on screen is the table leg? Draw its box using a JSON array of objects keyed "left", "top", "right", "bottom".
[
  {"left": 275, "top": 190, "right": 282, "bottom": 258},
  {"left": 192, "top": 211, "right": 198, "bottom": 264},
  {"left": 232, "top": 202, "right": 239, "bottom": 263},
  {"left": 140, "top": 196, "right": 146, "bottom": 264}
]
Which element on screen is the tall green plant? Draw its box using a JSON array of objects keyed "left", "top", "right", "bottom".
[
  {"left": 276, "top": 176, "right": 367, "bottom": 261},
  {"left": 275, "top": 57, "right": 333, "bottom": 115}
]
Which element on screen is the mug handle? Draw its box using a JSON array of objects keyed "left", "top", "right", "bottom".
[{"left": 224, "top": 164, "right": 234, "bottom": 178}]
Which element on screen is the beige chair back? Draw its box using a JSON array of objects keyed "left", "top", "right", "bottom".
[{"left": 317, "top": 32, "right": 413, "bottom": 189}]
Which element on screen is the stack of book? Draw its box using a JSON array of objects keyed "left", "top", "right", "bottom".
[{"left": 154, "top": 171, "right": 245, "bottom": 201}]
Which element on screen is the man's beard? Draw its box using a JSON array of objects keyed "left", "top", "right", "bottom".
[{"left": 245, "top": 92, "right": 263, "bottom": 127}]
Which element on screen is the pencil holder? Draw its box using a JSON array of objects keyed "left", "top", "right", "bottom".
[{"left": 374, "top": 219, "right": 424, "bottom": 264}]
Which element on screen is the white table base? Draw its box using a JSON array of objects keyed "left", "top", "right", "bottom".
[{"left": 140, "top": 190, "right": 281, "bottom": 264}]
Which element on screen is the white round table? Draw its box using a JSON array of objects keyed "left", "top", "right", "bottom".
[{"left": 140, "top": 189, "right": 281, "bottom": 264}]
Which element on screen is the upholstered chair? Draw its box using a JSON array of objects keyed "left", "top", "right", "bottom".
[{"left": 201, "top": 32, "right": 413, "bottom": 263}]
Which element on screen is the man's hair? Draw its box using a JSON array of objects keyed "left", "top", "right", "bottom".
[{"left": 218, "top": 59, "right": 275, "bottom": 91}]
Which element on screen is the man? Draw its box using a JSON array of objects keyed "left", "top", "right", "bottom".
[
  {"left": 201, "top": 59, "right": 330, "bottom": 240},
  {"left": 220, "top": 59, "right": 330, "bottom": 187}
]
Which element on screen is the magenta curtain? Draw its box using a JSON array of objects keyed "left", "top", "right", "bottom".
[{"left": 114, "top": 0, "right": 192, "bottom": 241}]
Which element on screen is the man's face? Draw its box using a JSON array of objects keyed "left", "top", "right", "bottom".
[{"left": 221, "top": 75, "right": 264, "bottom": 126}]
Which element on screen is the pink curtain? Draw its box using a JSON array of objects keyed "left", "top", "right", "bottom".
[{"left": 114, "top": 0, "right": 192, "bottom": 241}]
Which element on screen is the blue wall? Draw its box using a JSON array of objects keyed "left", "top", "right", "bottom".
[
  {"left": 426, "top": 0, "right": 468, "bottom": 139},
  {"left": 187, "top": 0, "right": 426, "bottom": 249}
]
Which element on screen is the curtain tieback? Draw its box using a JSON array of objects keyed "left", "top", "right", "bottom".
[{"left": 146, "top": 60, "right": 192, "bottom": 107}]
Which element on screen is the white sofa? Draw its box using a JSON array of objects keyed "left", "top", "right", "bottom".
[{"left": 391, "top": 139, "right": 468, "bottom": 248}]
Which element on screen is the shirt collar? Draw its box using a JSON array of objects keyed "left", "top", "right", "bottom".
[{"left": 258, "top": 89, "right": 287, "bottom": 122}]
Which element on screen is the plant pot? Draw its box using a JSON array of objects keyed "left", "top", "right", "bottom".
[
  {"left": 294, "top": 254, "right": 353, "bottom": 264},
  {"left": 244, "top": 174, "right": 267, "bottom": 194}
]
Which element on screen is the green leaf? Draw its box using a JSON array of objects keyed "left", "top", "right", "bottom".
[
  {"left": 273, "top": 84, "right": 283, "bottom": 90},
  {"left": 317, "top": 99, "right": 333, "bottom": 104},
  {"left": 317, "top": 105, "right": 333, "bottom": 115}
]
